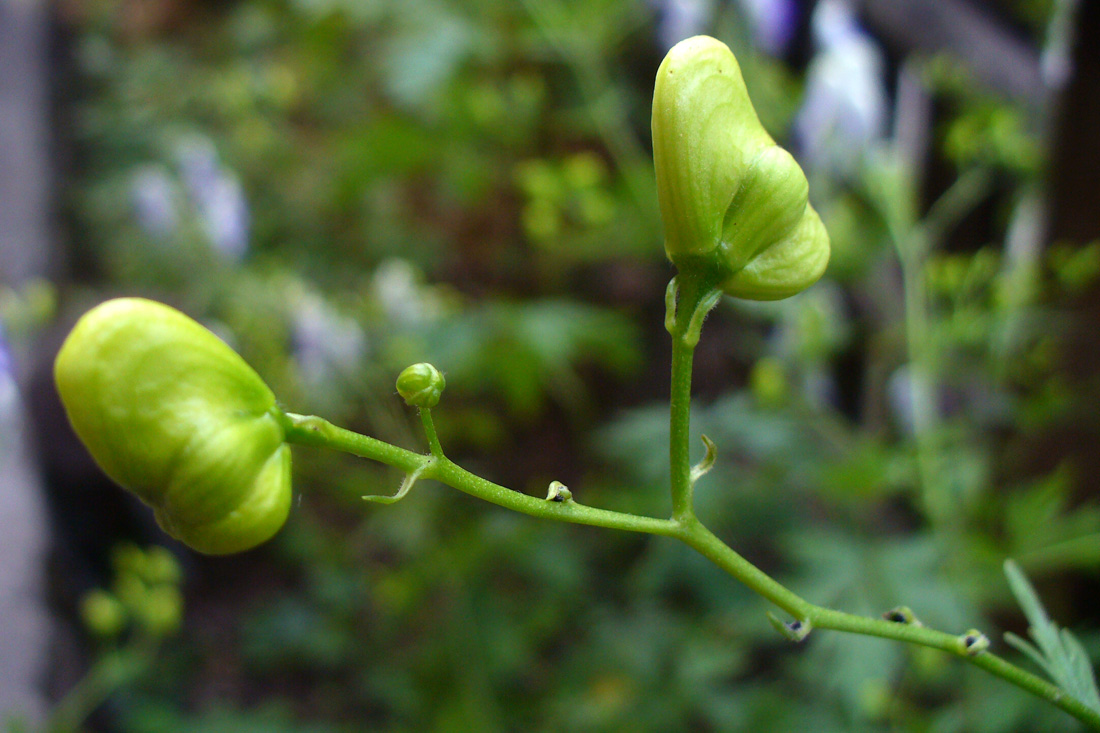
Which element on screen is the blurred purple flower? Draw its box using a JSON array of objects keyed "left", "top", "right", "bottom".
[
  {"left": 735, "top": 0, "right": 798, "bottom": 56},
  {"left": 0, "top": 324, "right": 19, "bottom": 423},
  {"left": 650, "top": 0, "right": 713, "bottom": 50},
  {"left": 197, "top": 174, "right": 250, "bottom": 262},
  {"left": 293, "top": 292, "right": 368, "bottom": 390},
  {"left": 130, "top": 166, "right": 180, "bottom": 238},
  {"left": 793, "top": 0, "right": 887, "bottom": 176},
  {"left": 0, "top": 324, "right": 12, "bottom": 382},
  {"left": 175, "top": 136, "right": 250, "bottom": 262}
]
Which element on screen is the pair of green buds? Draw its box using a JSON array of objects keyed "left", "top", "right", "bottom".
[
  {"left": 55, "top": 298, "right": 446, "bottom": 555},
  {"left": 55, "top": 37, "right": 827, "bottom": 555}
]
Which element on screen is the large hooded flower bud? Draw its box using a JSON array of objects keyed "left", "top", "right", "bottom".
[
  {"left": 54, "top": 298, "right": 291, "bottom": 554},
  {"left": 652, "top": 36, "right": 830, "bottom": 300}
]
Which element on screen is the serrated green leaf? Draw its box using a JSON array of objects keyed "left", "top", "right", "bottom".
[
  {"left": 1004, "top": 560, "right": 1048, "bottom": 631},
  {"left": 1061, "top": 629, "right": 1100, "bottom": 712},
  {"left": 1003, "top": 559, "right": 1100, "bottom": 713},
  {"left": 1004, "top": 631, "right": 1052, "bottom": 677}
]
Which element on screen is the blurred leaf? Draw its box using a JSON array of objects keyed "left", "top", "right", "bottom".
[
  {"left": 1005, "top": 467, "right": 1100, "bottom": 572},
  {"left": 380, "top": 0, "right": 476, "bottom": 111},
  {"left": 425, "top": 299, "right": 641, "bottom": 417},
  {"left": 1003, "top": 560, "right": 1100, "bottom": 713},
  {"left": 790, "top": 530, "right": 971, "bottom": 632}
]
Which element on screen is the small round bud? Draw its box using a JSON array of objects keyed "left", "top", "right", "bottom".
[
  {"left": 112, "top": 573, "right": 147, "bottom": 612},
  {"left": 141, "top": 546, "right": 182, "bottom": 586},
  {"left": 749, "top": 357, "right": 788, "bottom": 407},
  {"left": 136, "top": 585, "right": 183, "bottom": 637},
  {"left": 396, "top": 363, "right": 446, "bottom": 408},
  {"left": 110, "top": 543, "right": 147, "bottom": 577},
  {"left": 54, "top": 298, "right": 292, "bottom": 555},
  {"left": 81, "top": 589, "right": 128, "bottom": 638}
]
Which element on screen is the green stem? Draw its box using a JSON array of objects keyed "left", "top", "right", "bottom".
[
  {"left": 430, "top": 458, "right": 682, "bottom": 537},
  {"left": 811, "top": 606, "right": 1100, "bottom": 728},
  {"left": 420, "top": 407, "right": 444, "bottom": 458},
  {"left": 899, "top": 244, "right": 949, "bottom": 527},
  {"left": 48, "top": 636, "right": 156, "bottom": 733},
  {"left": 676, "top": 517, "right": 811, "bottom": 620},
  {"left": 281, "top": 412, "right": 425, "bottom": 474},
  {"left": 667, "top": 276, "right": 721, "bottom": 521},
  {"left": 280, "top": 406, "right": 1100, "bottom": 728},
  {"left": 888, "top": 168, "right": 992, "bottom": 531},
  {"left": 673, "top": 517, "right": 1100, "bottom": 728},
  {"left": 669, "top": 326, "right": 698, "bottom": 521},
  {"left": 669, "top": 293, "right": 1098, "bottom": 727},
  {"left": 282, "top": 413, "right": 681, "bottom": 538}
]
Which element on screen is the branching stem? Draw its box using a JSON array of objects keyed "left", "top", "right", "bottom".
[{"left": 279, "top": 273, "right": 1100, "bottom": 730}]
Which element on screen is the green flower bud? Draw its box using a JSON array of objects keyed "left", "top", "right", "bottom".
[
  {"left": 396, "top": 362, "right": 446, "bottom": 408},
  {"left": 135, "top": 585, "right": 184, "bottom": 637},
  {"left": 110, "top": 542, "right": 148, "bottom": 578},
  {"left": 141, "top": 545, "right": 183, "bottom": 586},
  {"left": 80, "top": 589, "right": 128, "bottom": 638},
  {"left": 112, "top": 573, "right": 148, "bottom": 612},
  {"left": 54, "top": 298, "right": 292, "bottom": 555},
  {"left": 652, "top": 36, "right": 830, "bottom": 300},
  {"left": 749, "top": 357, "right": 788, "bottom": 407}
]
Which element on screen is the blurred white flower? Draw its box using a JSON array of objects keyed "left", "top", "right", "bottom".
[
  {"left": 811, "top": 0, "right": 861, "bottom": 48},
  {"left": 735, "top": 0, "right": 798, "bottom": 56},
  {"left": 371, "top": 259, "right": 443, "bottom": 327},
  {"left": 1040, "top": 0, "right": 1079, "bottom": 91},
  {"left": 0, "top": 324, "right": 12, "bottom": 382},
  {"left": 175, "top": 136, "right": 221, "bottom": 205},
  {"left": 794, "top": 0, "right": 887, "bottom": 177}
]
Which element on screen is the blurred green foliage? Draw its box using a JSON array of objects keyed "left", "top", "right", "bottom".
[{"left": 45, "top": 0, "right": 1100, "bottom": 730}]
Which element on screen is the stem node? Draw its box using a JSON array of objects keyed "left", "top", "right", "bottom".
[
  {"left": 883, "top": 606, "right": 923, "bottom": 626},
  {"left": 545, "top": 481, "right": 573, "bottom": 502},
  {"left": 958, "top": 630, "right": 991, "bottom": 657},
  {"left": 768, "top": 611, "right": 813, "bottom": 642}
]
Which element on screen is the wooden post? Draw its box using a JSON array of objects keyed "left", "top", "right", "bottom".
[{"left": 0, "top": 0, "right": 52, "bottom": 725}]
